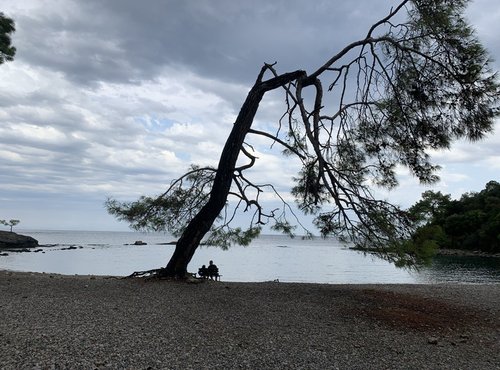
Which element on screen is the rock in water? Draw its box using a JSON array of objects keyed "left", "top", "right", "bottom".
[{"left": 0, "top": 231, "right": 39, "bottom": 249}]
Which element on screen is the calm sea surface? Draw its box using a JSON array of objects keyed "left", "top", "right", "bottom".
[{"left": 1, "top": 230, "right": 499, "bottom": 284}]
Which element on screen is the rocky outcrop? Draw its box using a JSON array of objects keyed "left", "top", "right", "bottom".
[{"left": 0, "top": 231, "right": 39, "bottom": 249}]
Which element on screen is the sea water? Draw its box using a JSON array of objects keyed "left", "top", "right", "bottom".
[{"left": 1, "top": 230, "right": 499, "bottom": 284}]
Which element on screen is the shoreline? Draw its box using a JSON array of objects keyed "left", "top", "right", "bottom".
[
  {"left": 436, "top": 248, "right": 500, "bottom": 258},
  {"left": 350, "top": 245, "right": 500, "bottom": 258},
  {"left": 1, "top": 271, "right": 499, "bottom": 369},
  {"left": 2, "top": 267, "right": 500, "bottom": 284}
]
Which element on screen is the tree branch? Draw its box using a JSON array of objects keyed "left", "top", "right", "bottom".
[{"left": 247, "top": 128, "right": 306, "bottom": 160}]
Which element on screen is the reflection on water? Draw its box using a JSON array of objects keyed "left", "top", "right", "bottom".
[
  {"left": 1, "top": 230, "right": 499, "bottom": 284},
  {"left": 414, "top": 255, "right": 500, "bottom": 284}
]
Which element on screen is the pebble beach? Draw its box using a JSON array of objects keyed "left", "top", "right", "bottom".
[{"left": 1, "top": 270, "right": 499, "bottom": 369}]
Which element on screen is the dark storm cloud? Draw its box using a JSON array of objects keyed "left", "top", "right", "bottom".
[
  {"left": 14, "top": 12, "right": 140, "bottom": 85},
  {"left": 467, "top": 0, "right": 500, "bottom": 68},
  {"left": 14, "top": 0, "right": 402, "bottom": 87}
]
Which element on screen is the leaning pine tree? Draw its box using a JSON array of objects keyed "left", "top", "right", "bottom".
[{"left": 107, "top": 0, "right": 499, "bottom": 278}]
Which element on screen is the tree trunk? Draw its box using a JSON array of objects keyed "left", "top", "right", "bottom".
[{"left": 162, "top": 68, "right": 306, "bottom": 277}]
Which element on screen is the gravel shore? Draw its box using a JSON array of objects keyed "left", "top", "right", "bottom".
[{"left": 1, "top": 271, "right": 499, "bottom": 370}]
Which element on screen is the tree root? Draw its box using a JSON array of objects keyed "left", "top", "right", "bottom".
[
  {"left": 124, "top": 268, "right": 164, "bottom": 279},
  {"left": 123, "top": 267, "right": 194, "bottom": 281}
]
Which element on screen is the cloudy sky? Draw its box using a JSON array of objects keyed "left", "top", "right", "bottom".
[{"left": 1, "top": 0, "right": 499, "bottom": 232}]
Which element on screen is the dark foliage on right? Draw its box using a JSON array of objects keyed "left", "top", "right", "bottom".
[{"left": 409, "top": 181, "right": 500, "bottom": 254}]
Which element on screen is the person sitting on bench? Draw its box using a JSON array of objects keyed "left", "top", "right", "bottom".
[
  {"left": 206, "top": 260, "right": 219, "bottom": 280},
  {"left": 198, "top": 264, "right": 208, "bottom": 279}
]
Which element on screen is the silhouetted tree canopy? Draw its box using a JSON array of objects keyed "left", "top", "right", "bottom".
[{"left": 107, "top": 0, "right": 500, "bottom": 277}]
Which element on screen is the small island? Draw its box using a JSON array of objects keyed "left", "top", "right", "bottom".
[{"left": 0, "top": 230, "right": 39, "bottom": 250}]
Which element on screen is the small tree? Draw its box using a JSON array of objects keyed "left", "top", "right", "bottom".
[
  {"left": 408, "top": 191, "right": 452, "bottom": 225},
  {"left": 107, "top": 0, "right": 499, "bottom": 278},
  {"left": 0, "top": 12, "right": 16, "bottom": 64},
  {"left": 0, "top": 219, "right": 20, "bottom": 232}
]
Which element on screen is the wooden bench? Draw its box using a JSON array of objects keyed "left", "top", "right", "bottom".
[{"left": 198, "top": 268, "right": 221, "bottom": 281}]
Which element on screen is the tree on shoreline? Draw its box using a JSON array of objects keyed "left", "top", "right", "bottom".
[
  {"left": 0, "top": 12, "right": 16, "bottom": 64},
  {"left": 0, "top": 219, "right": 20, "bottom": 233},
  {"left": 107, "top": 0, "right": 500, "bottom": 278}
]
